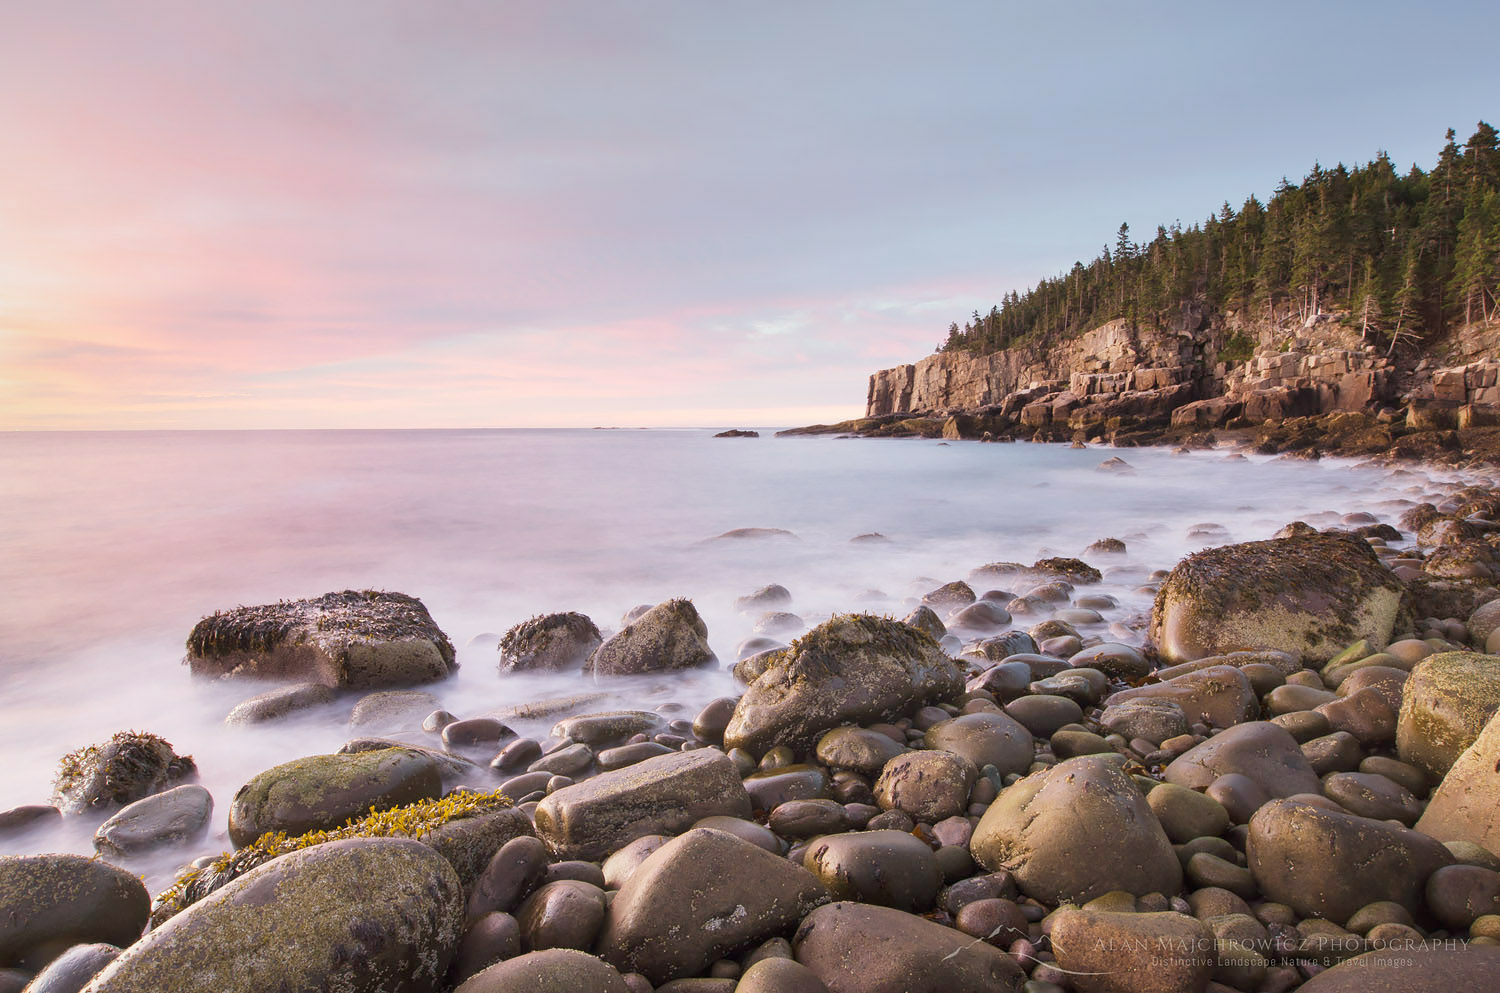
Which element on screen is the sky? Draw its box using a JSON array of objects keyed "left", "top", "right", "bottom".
[{"left": 2, "top": 2, "right": 1498, "bottom": 429}]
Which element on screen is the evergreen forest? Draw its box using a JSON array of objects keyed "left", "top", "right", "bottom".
[{"left": 939, "top": 123, "right": 1500, "bottom": 357}]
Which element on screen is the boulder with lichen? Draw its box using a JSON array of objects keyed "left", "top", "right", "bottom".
[
  {"left": 1149, "top": 531, "right": 1405, "bottom": 664},
  {"left": 723, "top": 614, "right": 964, "bottom": 754},
  {"left": 584, "top": 599, "right": 715, "bottom": 675},
  {"left": 88, "top": 838, "right": 463, "bottom": 993},
  {"left": 152, "top": 788, "right": 524, "bottom": 925}
]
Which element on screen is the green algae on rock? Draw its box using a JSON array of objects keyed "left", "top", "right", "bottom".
[
  {"left": 185, "top": 589, "right": 457, "bottom": 688},
  {"left": 51, "top": 731, "right": 197, "bottom": 814},
  {"left": 723, "top": 614, "right": 963, "bottom": 755},
  {"left": 227, "top": 747, "right": 444, "bottom": 847},
  {"left": 1149, "top": 531, "right": 1405, "bottom": 664},
  {"left": 87, "top": 837, "right": 463, "bottom": 993},
  {"left": 152, "top": 788, "right": 520, "bottom": 925}
]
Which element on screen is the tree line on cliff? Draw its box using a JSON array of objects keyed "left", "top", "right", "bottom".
[{"left": 940, "top": 122, "right": 1500, "bottom": 357}]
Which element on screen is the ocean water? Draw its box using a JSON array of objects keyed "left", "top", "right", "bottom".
[{"left": 0, "top": 428, "right": 1478, "bottom": 888}]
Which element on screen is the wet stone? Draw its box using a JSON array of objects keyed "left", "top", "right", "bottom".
[{"left": 802, "top": 831, "right": 941, "bottom": 912}]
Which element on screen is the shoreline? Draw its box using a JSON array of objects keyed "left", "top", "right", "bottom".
[{"left": 4, "top": 451, "right": 1500, "bottom": 991}]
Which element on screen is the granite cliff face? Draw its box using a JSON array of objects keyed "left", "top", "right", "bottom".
[{"left": 864, "top": 312, "right": 1500, "bottom": 445}]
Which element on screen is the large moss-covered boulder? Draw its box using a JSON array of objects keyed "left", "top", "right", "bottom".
[
  {"left": 597, "top": 828, "right": 829, "bottom": 984},
  {"left": 227, "top": 748, "right": 443, "bottom": 847},
  {"left": 1247, "top": 798, "right": 1454, "bottom": 926},
  {"left": 723, "top": 615, "right": 963, "bottom": 754},
  {"left": 533, "top": 750, "right": 751, "bottom": 860},
  {"left": 1417, "top": 710, "right": 1500, "bottom": 853},
  {"left": 1396, "top": 651, "right": 1500, "bottom": 781},
  {"left": 970, "top": 755, "right": 1181, "bottom": 904},
  {"left": 51, "top": 732, "right": 196, "bottom": 814},
  {"left": 0, "top": 855, "right": 148, "bottom": 970},
  {"left": 1149, "top": 532, "right": 1405, "bottom": 664},
  {"left": 186, "top": 590, "right": 457, "bottom": 688},
  {"left": 82, "top": 838, "right": 463, "bottom": 993},
  {"left": 498, "top": 612, "right": 602, "bottom": 673},
  {"left": 584, "top": 599, "right": 715, "bottom": 675},
  {"left": 793, "top": 902, "right": 1025, "bottom": 993}
]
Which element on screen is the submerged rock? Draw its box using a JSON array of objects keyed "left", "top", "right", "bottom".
[
  {"left": 0, "top": 855, "right": 148, "bottom": 971},
  {"left": 84, "top": 838, "right": 463, "bottom": 993},
  {"left": 723, "top": 615, "right": 963, "bottom": 754},
  {"left": 706, "top": 528, "right": 799, "bottom": 542},
  {"left": 224, "top": 682, "right": 336, "bottom": 725},
  {"left": 735, "top": 584, "right": 793, "bottom": 612},
  {"left": 185, "top": 589, "right": 457, "bottom": 688},
  {"left": 584, "top": 599, "right": 715, "bottom": 675},
  {"left": 51, "top": 732, "right": 196, "bottom": 814},
  {"left": 227, "top": 748, "right": 443, "bottom": 847},
  {"left": 1149, "top": 531, "right": 1405, "bottom": 664},
  {"left": 552, "top": 711, "right": 663, "bottom": 746},
  {"left": 348, "top": 689, "right": 440, "bottom": 734},
  {"left": 498, "top": 612, "right": 603, "bottom": 673},
  {"left": 93, "top": 784, "right": 213, "bottom": 857}
]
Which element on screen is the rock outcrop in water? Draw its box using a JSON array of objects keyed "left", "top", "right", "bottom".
[
  {"left": 584, "top": 598, "right": 715, "bottom": 675},
  {"left": 497, "top": 612, "right": 602, "bottom": 673},
  {"left": 51, "top": 732, "right": 196, "bottom": 814},
  {"left": 185, "top": 590, "right": 457, "bottom": 688}
]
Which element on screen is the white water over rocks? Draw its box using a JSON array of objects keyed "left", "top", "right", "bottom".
[{"left": 0, "top": 428, "right": 1482, "bottom": 889}]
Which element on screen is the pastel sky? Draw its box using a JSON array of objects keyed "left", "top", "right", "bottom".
[{"left": 3, "top": 2, "right": 1497, "bottom": 429}]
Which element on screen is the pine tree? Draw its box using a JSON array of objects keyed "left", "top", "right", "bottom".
[{"left": 934, "top": 122, "right": 1497, "bottom": 353}]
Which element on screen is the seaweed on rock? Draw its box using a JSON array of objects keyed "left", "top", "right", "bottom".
[
  {"left": 150, "top": 787, "right": 513, "bottom": 926},
  {"left": 52, "top": 731, "right": 196, "bottom": 813},
  {"left": 187, "top": 590, "right": 455, "bottom": 664}
]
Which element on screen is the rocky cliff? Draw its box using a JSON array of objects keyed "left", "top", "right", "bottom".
[{"left": 861, "top": 312, "right": 1500, "bottom": 448}]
